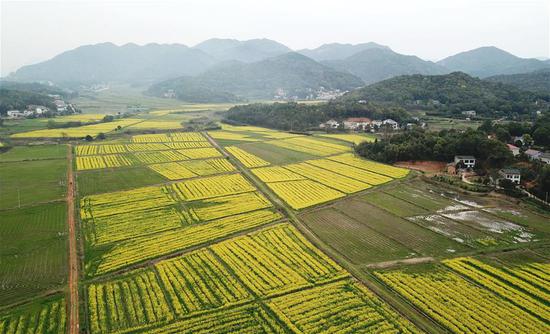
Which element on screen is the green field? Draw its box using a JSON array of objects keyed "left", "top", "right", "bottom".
[
  {"left": 0, "top": 145, "right": 67, "bottom": 162},
  {"left": 235, "top": 141, "right": 317, "bottom": 164},
  {"left": 301, "top": 208, "right": 414, "bottom": 264},
  {"left": 0, "top": 203, "right": 67, "bottom": 307},
  {"left": 0, "top": 159, "right": 67, "bottom": 209},
  {"left": 362, "top": 192, "right": 429, "bottom": 217},
  {"left": 77, "top": 166, "right": 166, "bottom": 196},
  {"left": 334, "top": 199, "right": 470, "bottom": 256}
]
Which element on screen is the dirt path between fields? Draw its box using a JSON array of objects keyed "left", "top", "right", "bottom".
[
  {"left": 365, "top": 257, "right": 435, "bottom": 269},
  {"left": 66, "top": 145, "right": 79, "bottom": 334}
]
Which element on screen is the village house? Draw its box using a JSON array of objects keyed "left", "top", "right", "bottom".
[
  {"left": 507, "top": 144, "right": 520, "bottom": 156},
  {"left": 461, "top": 110, "right": 476, "bottom": 117},
  {"left": 343, "top": 117, "right": 371, "bottom": 130},
  {"left": 54, "top": 100, "right": 67, "bottom": 112},
  {"left": 319, "top": 119, "right": 340, "bottom": 129},
  {"left": 454, "top": 155, "right": 476, "bottom": 168},
  {"left": 382, "top": 119, "right": 399, "bottom": 130},
  {"left": 539, "top": 152, "right": 550, "bottom": 165},
  {"left": 525, "top": 149, "right": 541, "bottom": 161},
  {"left": 499, "top": 168, "right": 521, "bottom": 184},
  {"left": 27, "top": 105, "right": 49, "bottom": 115}
]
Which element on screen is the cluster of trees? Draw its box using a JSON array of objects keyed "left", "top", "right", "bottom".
[
  {"left": 355, "top": 128, "right": 512, "bottom": 168},
  {"left": 0, "top": 81, "right": 76, "bottom": 116},
  {"left": 479, "top": 114, "right": 550, "bottom": 149},
  {"left": 342, "top": 72, "right": 549, "bottom": 118},
  {"left": 225, "top": 101, "right": 408, "bottom": 131}
]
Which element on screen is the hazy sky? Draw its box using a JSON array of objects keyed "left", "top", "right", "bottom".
[{"left": 1, "top": 0, "right": 549, "bottom": 76}]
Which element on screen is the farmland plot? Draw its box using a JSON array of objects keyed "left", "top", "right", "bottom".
[
  {"left": 306, "top": 158, "right": 392, "bottom": 185},
  {"left": 171, "top": 173, "right": 255, "bottom": 201},
  {"left": 0, "top": 295, "right": 66, "bottom": 334},
  {"left": 143, "top": 303, "right": 287, "bottom": 334},
  {"left": 267, "top": 180, "right": 344, "bottom": 209},
  {"left": 375, "top": 265, "right": 548, "bottom": 333},
  {"left": 408, "top": 214, "right": 502, "bottom": 248},
  {"left": 149, "top": 158, "right": 234, "bottom": 180},
  {"left": 334, "top": 199, "right": 470, "bottom": 255},
  {"left": 361, "top": 192, "right": 429, "bottom": 217},
  {"left": 384, "top": 182, "right": 455, "bottom": 211},
  {"left": 86, "top": 209, "right": 283, "bottom": 276},
  {"left": 0, "top": 159, "right": 67, "bottom": 209},
  {"left": 226, "top": 146, "right": 270, "bottom": 168},
  {"left": 267, "top": 137, "right": 349, "bottom": 156},
  {"left": 267, "top": 280, "right": 419, "bottom": 334},
  {"left": 329, "top": 153, "right": 409, "bottom": 178},
  {"left": 0, "top": 203, "right": 67, "bottom": 306},
  {"left": 442, "top": 210, "right": 538, "bottom": 243},
  {"left": 302, "top": 208, "right": 415, "bottom": 264},
  {"left": 284, "top": 162, "right": 371, "bottom": 194},
  {"left": 251, "top": 166, "right": 305, "bottom": 183},
  {"left": 211, "top": 223, "right": 348, "bottom": 297}
]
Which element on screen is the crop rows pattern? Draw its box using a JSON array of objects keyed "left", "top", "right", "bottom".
[{"left": 226, "top": 146, "right": 270, "bottom": 168}]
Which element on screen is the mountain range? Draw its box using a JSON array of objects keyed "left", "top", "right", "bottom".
[{"left": 6, "top": 38, "right": 550, "bottom": 101}]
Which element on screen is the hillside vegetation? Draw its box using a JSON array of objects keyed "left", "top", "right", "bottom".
[
  {"left": 486, "top": 69, "right": 550, "bottom": 93},
  {"left": 342, "top": 72, "right": 548, "bottom": 117}
]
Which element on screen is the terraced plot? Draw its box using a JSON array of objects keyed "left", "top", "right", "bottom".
[{"left": 212, "top": 223, "right": 348, "bottom": 296}]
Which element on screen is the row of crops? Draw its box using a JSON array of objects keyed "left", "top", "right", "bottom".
[
  {"left": 375, "top": 257, "right": 550, "bottom": 333},
  {"left": 85, "top": 224, "right": 419, "bottom": 334},
  {"left": 237, "top": 150, "right": 409, "bottom": 209}
]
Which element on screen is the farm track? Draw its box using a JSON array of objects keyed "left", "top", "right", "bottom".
[
  {"left": 66, "top": 144, "right": 79, "bottom": 334},
  {"left": 204, "top": 132, "right": 447, "bottom": 334}
]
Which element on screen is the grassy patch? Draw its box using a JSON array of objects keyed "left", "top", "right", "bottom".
[
  {"left": 301, "top": 208, "right": 415, "bottom": 264},
  {"left": 0, "top": 145, "right": 66, "bottom": 162},
  {"left": 77, "top": 166, "right": 166, "bottom": 196},
  {"left": 362, "top": 192, "right": 429, "bottom": 217},
  {"left": 0, "top": 159, "right": 67, "bottom": 209},
  {"left": 334, "top": 199, "right": 470, "bottom": 256},
  {"left": 0, "top": 203, "right": 67, "bottom": 307},
  {"left": 236, "top": 141, "right": 317, "bottom": 165},
  {"left": 383, "top": 182, "right": 455, "bottom": 211}
]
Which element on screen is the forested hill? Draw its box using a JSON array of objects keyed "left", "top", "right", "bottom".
[
  {"left": 225, "top": 101, "right": 407, "bottom": 131},
  {"left": 485, "top": 69, "right": 550, "bottom": 94},
  {"left": 340, "top": 72, "right": 549, "bottom": 117},
  {"left": 0, "top": 81, "right": 72, "bottom": 115},
  {"left": 147, "top": 52, "right": 364, "bottom": 101}
]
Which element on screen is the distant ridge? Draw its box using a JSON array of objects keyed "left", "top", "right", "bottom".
[{"left": 437, "top": 46, "right": 550, "bottom": 78}]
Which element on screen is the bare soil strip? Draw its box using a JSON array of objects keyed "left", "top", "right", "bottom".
[{"left": 66, "top": 145, "right": 79, "bottom": 333}]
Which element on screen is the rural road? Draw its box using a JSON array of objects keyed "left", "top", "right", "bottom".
[{"left": 66, "top": 145, "right": 79, "bottom": 334}]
